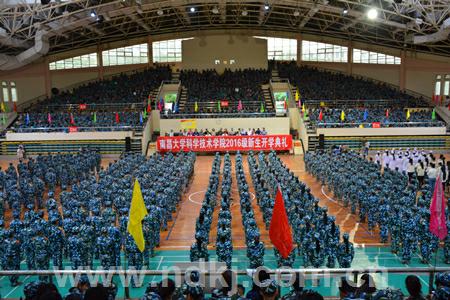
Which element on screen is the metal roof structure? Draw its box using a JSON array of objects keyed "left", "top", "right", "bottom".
[{"left": 0, "top": 0, "right": 449, "bottom": 70}]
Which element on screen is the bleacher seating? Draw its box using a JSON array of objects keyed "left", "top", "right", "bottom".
[
  {"left": 178, "top": 68, "right": 271, "bottom": 114},
  {"left": 277, "top": 61, "right": 427, "bottom": 106},
  {"left": 11, "top": 112, "right": 143, "bottom": 132},
  {"left": 31, "top": 66, "right": 171, "bottom": 110},
  {"left": 308, "top": 108, "right": 444, "bottom": 128}
]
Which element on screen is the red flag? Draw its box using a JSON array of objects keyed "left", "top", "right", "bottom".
[
  {"left": 70, "top": 113, "right": 75, "bottom": 125},
  {"left": 430, "top": 176, "right": 448, "bottom": 240},
  {"left": 269, "top": 186, "right": 293, "bottom": 259},
  {"left": 13, "top": 102, "right": 17, "bottom": 112},
  {"left": 115, "top": 112, "right": 120, "bottom": 123},
  {"left": 283, "top": 100, "right": 287, "bottom": 110},
  {"left": 318, "top": 110, "right": 323, "bottom": 121},
  {"left": 147, "top": 103, "right": 152, "bottom": 113},
  {"left": 385, "top": 109, "right": 389, "bottom": 118}
]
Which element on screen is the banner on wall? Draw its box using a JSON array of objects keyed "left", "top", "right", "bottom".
[
  {"left": 79, "top": 104, "right": 87, "bottom": 110},
  {"left": 68, "top": 126, "right": 78, "bottom": 133},
  {"left": 157, "top": 135, "right": 293, "bottom": 152},
  {"left": 221, "top": 101, "right": 229, "bottom": 107},
  {"left": 180, "top": 119, "right": 197, "bottom": 130},
  {"left": 372, "top": 122, "right": 381, "bottom": 128}
]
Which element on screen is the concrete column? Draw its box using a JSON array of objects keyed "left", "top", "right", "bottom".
[
  {"left": 400, "top": 50, "right": 406, "bottom": 92},
  {"left": 296, "top": 34, "right": 302, "bottom": 65},
  {"left": 44, "top": 57, "right": 51, "bottom": 97},
  {"left": 97, "top": 44, "right": 104, "bottom": 80},
  {"left": 347, "top": 40, "right": 353, "bottom": 75},
  {"left": 148, "top": 35, "right": 153, "bottom": 66}
]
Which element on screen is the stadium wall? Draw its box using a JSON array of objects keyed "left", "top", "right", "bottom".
[
  {"left": 181, "top": 35, "right": 267, "bottom": 71},
  {"left": 159, "top": 117, "right": 290, "bottom": 135},
  {"left": 2, "top": 30, "right": 450, "bottom": 105},
  {"left": 316, "top": 127, "right": 446, "bottom": 136}
]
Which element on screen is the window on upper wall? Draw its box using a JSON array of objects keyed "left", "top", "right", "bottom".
[
  {"left": 352, "top": 48, "right": 401, "bottom": 65},
  {"left": 254, "top": 36, "right": 297, "bottom": 61},
  {"left": 10, "top": 82, "right": 17, "bottom": 102},
  {"left": 302, "top": 40, "right": 348, "bottom": 63},
  {"left": 49, "top": 52, "right": 98, "bottom": 70},
  {"left": 1, "top": 81, "right": 9, "bottom": 102},
  {"left": 152, "top": 38, "right": 192, "bottom": 63},
  {"left": 435, "top": 75, "right": 442, "bottom": 96},
  {"left": 444, "top": 75, "right": 450, "bottom": 96},
  {"left": 102, "top": 43, "right": 148, "bottom": 66}
]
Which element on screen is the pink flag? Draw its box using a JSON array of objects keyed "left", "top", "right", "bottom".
[
  {"left": 47, "top": 112, "right": 52, "bottom": 124},
  {"left": 429, "top": 175, "right": 448, "bottom": 240},
  {"left": 237, "top": 100, "right": 243, "bottom": 111}
]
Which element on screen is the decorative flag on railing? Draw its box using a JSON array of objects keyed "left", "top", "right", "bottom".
[
  {"left": 260, "top": 102, "right": 265, "bottom": 113},
  {"left": 70, "top": 113, "right": 75, "bottom": 125},
  {"left": 0, "top": 102, "right": 5, "bottom": 113},
  {"left": 115, "top": 112, "right": 120, "bottom": 123},
  {"left": 303, "top": 108, "right": 309, "bottom": 120},
  {"left": 173, "top": 102, "right": 178, "bottom": 113},
  {"left": 237, "top": 100, "right": 243, "bottom": 111},
  {"left": 147, "top": 103, "right": 152, "bottom": 113},
  {"left": 429, "top": 175, "right": 448, "bottom": 240},
  {"left": 301, "top": 103, "right": 305, "bottom": 114},
  {"left": 340, "top": 110, "right": 345, "bottom": 121},
  {"left": 139, "top": 112, "right": 143, "bottom": 125},
  {"left": 269, "top": 186, "right": 293, "bottom": 259},
  {"left": 318, "top": 109, "right": 323, "bottom": 121},
  {"left": 93, "top": 112, "right": 97, "bottom": 123},
  {"left": 432, "top": 108, "right": 436, "bottom": 120},
  {"left": 406, "top": 109, "right": 411, "bottom": 120},
  {"left": 385, "top": 108, "right": 389, "bottom": 118},
  {"left": 363, "top": 109, "right": 368, "bottom": 121},
  {"left": 13, "top": 102, "right": 17, "bottom": 113},
  {"left": 295, "top": 89, "right": 300, "bottom": 108},
  {"left": 25, "top": 113, "right": 30, "bottom": 126},
  {"left": 217, "top": 101, "right": 221, "bottom": 112},
  {"left": 283, "top": 99, "right": 287, "bottom": 110},
  {"left": 194, "top": 101, "right": 199, "bottom": 112},
  {"left": 47, "top": 112, "right": 52, "bottom": 124}
]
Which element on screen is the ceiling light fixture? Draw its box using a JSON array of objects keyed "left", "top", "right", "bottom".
[
  {"left": 212, "top": 6, "right": 219, "bottom": 14},
  {"left": 157, "top": 9, "right": 164, "bottom": 16},
  {"left": 367, "top": 8, "right": 378, "bottom": 20},
  {"left": 241, "top": 9, "right": 248, "bottom": 16},
  {"left": 90, "top": 10, "right": 97, "bottom": 18},
  {"left": 342, "top": 9, "right": 349, "bottom": 15},
  {"left": 190, "top": 7, "right": 196, "bottom": 13},
  {"left": 293, "top": 10, "right": 300, "bottom": 17}
]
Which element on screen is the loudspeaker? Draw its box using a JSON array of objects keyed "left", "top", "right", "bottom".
[
  {"left": 125, "top": 137, "right": 131, "bottom": 152},
  {"left": 318, "top": 134, "right": 325, "bottom": 149}
]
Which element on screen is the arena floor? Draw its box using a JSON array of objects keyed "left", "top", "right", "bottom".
[{"left": 0, "top": 154, "right": 447, "bottom": 298}]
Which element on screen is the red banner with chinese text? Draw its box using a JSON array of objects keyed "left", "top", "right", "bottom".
[
  {"left": 68, "top": 126, "right": 78, "bottom": 133},
  {"left": 157, "top": 135, "right": 292, "bottom": 152},
  {"left": 79, "top": 104, "right": 87, "bottom": 110}
]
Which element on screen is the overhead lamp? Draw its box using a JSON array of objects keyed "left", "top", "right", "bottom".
[
  {"left": 241, "top": 9, "right": 248, "bottom": 16},
  {"left": 212, "top": 6, "right": 219, "bottom": 14},
  {"left": 367, "top": 8, "right": 378, "bottom": 20},
  {"left": 264, "top": 4, "right": 270, "bottom": 10},
  {"left": 190, "top": 7, "right": 196, "bottom": 13},
  {"left": 157, "top": 9, "right": 164, "bottom": 16},
  {"left": 90, "top": 10, "right": 97, "bottom": 18},
  {"left": 342, "top": 9, "right": 349, "bottom": 15},
  {"left": 293, "top": 10, "right": 300, "bottom": 17}
]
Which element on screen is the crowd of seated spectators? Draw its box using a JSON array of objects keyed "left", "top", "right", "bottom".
[
  {"left": 178, "top": 68, "right": 271, "bottom": 114},
  {"left": 31, "top": 66, "right": 171, "bottom": 111},
  {"left": 16, "top": 271, "right": 450, "bottom": 300},
  {"left": 308, "top": 108, "right": 444, "bottom": 128},
  {"left": 11, "top": 111, "right": 143, "bottom": 132},
  {"left": 165, "top": 127, "right": 268, "bottom": 136},
  {"left": 277, "top": 62, "right": 426, "bottom": 106}
]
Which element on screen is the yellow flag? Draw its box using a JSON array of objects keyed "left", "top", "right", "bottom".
[
  {"left": 406, "top": 109, "right": 410, "bottom": 120},
  {"left": 127, "top": 179, "right": 148, "bottom": 252},
  {"left": 194, "top": 101, "right": 198, "bottom": 112},
  {"left": 340, "top": 110, "right": 345, "bottom": 121},
  {"left": 295, "top": 89, "right": 299, "bottom": 101},
  {"left": 0, "top": 102, "right": 5, "bottom": 113},
  {"left": 301, "top": 103, "right": 305, "bottom": 113}
]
